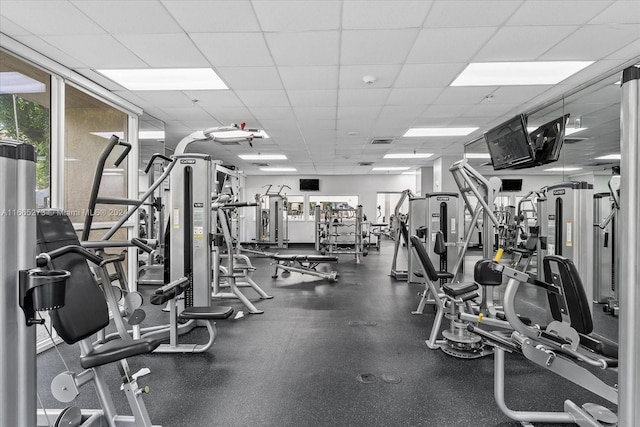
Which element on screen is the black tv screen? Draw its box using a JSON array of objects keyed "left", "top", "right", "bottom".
[
  {"left": 520, "top": 114, "right": 569, "bottom": 168},
  {"left": 300, "top": 179, "right": 319, "bottom": 191},
  {"left": 500, "top": 179, "right": 523, "bottom": 192},
  {"left": 484, "top": 114, "right": 535, "bottom": 170}
]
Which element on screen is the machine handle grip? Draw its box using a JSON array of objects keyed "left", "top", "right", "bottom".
[
  {"left": 114, "top": 141, "right": 132, "bottom": 167},
  {"left": 144, "top": 153, "right": 173, "bottom": 174},
  {"left": 37, "top": 245, "right": 104, "bottom": 267}
]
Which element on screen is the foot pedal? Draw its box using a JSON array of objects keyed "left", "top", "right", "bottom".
[
  {"left": 127, "top": 308, "right": 146, "bottom": 326},
  {"left": 582, "top": 403, "right": 617, "bottom": 424}
]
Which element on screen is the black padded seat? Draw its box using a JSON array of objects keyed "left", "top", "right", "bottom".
[
  {"left": 81, "top": 339, "right": 161, "bottom": 369},
  {"left": 305, "top": 255, "right": 338, "bottom": 263},
  {"left": 274, "top": 255, "right": 298, "bottom": 261},
  {"left": 409, "top": 235, "right": 452, "bottom": 282},
  {"left": 442, "top": 282, "right": 479, "bottom": 297},
  {"left": 179, "top": 305, "right": 234, "bottom": 321},
  {"left": 474, "top": 259, "right": 502, "bottom": 287},
  {"left": 437, "top": 271, "right": 454, "bottom": 280}
]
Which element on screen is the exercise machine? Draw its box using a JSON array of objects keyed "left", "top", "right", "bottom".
[
  {"left": 317, "top": 204, "right": 367, "bottom": 263},
  {"left": 255, "top": 184, "right": 289, "bottom": 249},
  {"left": 389, "top": 189, "right": 414, "bottom": 279},
  {"left": 271, "top": 254, "right": 339, "bottom": 282}
]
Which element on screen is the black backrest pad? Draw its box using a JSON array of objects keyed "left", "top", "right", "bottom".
[
  {"left": 434, "top": 231, "right": 446, "bottom": 255},
  {"left": 543, "top": 255, "right": 593, "bottom": 334},
  {"left": 36, "top": 210, "right": 109, "bottom": 344},
  {"left": 474, "top": 259, "right": 502, "bottom": 286},
  {"left": 409, "top": 235, "right": 439, "bottom": 281}
]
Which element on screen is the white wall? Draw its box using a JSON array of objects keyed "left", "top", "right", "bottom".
[{"left": 244, "top": 174, "right": 416, "bottom": 243}]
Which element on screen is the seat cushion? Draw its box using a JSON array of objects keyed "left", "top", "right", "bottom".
[
  {"left": 273, "top": 255, "right": 297, "bottom": 261},
  {"left": 81, "top": 338, "right": 161, "bottom": 369},
  {"left": 442, "top": 282, "right": 479, "bottom": 297},
  {"left": 305, "top": 256, "right": 338, "bottom": 263},
  {"left": 179, "top": 305, "right": 233, "bottom": 320}
]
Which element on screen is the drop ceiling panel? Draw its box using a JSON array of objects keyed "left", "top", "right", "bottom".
[
  {"left": 474, "top": 26, "right": 579, "bottom": 61},
  {"left": 1, "top": 1, "right": 106, "bottom": 35},
  {"left": 337, "top": 106, "right": 382, "bottom": 121},
  {"left": 489, "top": 86, "right": 555, "bottom": 104},
  {"left": 294, "top": 107, "right": 337, "bottom": 120},
  {"left": 175, "top": 119, "right": 222, "bottom": 131},
  {"left": 181, "top": 91, "right": 245, "bottom": 107},
  {"left": 288, "top": 90, "right": 337, "bottom": 107},
  {"left": 278, "top": 66, "right": 339, "bottom": 90},
  {"left": 191, "top": 33, "right": 273, "bottom": 66},
  {"left": 11, "top": 35, "right": 87, "bottom": 68},
  {"left": 338, "top": 89, "right": 391, "bottom": 107},
  {"left": 407, "top": 27, "right": 496, "bottom": 64},
  {"left": 462, "top": 103, "right": 525, "bottom": 117},
  {"left": 435, "top": 87, "right": 499, "bottom": 105},
  {"left": 422, "top": 104, "right": 472, "bottom": 118},
  {"left": 113, "top": 33, "right": 208, "bottom": 67},
  {"left": 541, "top": 24, "right": 640, "bottom": 60},
  {"left": 72, "top": 0, "right": 182, "bottom": 35},
  {"left": 125, "top": 91, "right": 195, "bottom": 108},
  {"left": 266, "top": 32, "right": 340, "bottom": 66},
  {"left": 161, "top": 107, "right": 214, "bottom": 121},
  {"left": 204, "top": 106, "right": 255, "bottom": 122},
  {"left": 297, "top": 119, "right": 336, "bottom": 131},
  {"left": 339, "top": 65, "right": 402, "bottom": 88},
  {"left": 253, "top": 1, "right": 341, "bottom": 31},
  {"left": 342, "top": 1, "right": 432, "bottom": 29},
  {"left": 386, "top": 88, "right": 443, "bottom": 105},
  {"left": 0, "top": 16, "right": 30, "bottom": 36},
  {"left": 161, "top": 1, "right": 261, "bottom": 32},
  {"left": 424, "top": 1, "right": 521, "bottom": 28},
  {"left": 589, "top": 1, "right": 640, "bottom": 24},
  {"left": 235, "top": 90, "right": 291, "bottom": 107},
  {"left": 39, "top": 35, "right": 145, "bottom": 68},
  {"left": 341, "top": 29, "right": 420, "bottom": 65},
  {"left": 507, "top": 1, "right": 610, "bottom": 26},
  {"left": 394, "top": 63, "right": 466, "bottom": 88},
  {"left": 215, "top": 67, "right": 283, "bottom": 91},
  {"left": 250, "top": 107, "right": 297, "bottom": 121}
]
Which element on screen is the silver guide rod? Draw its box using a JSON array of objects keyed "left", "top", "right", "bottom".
[{"left": 618, "top": 65, "right": 640, "bottom": 426}]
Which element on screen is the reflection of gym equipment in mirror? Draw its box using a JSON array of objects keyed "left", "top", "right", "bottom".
[
  {"left": 594, "top": 174, "right": 620, "bottom": 316},
  {"left": 255, "top": 184, "right": 290, "bottom": 249},
  {"left": 389, "top": 189, "right": 414, "bottom": 279},
  {"left": 316, "top": 203, "right": 367, "bottom": 263}
]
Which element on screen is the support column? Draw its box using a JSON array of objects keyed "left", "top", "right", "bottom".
[
  {"left": 619, "top": 65, "right": 640, "bottom": 426},
  {"left": 419, "top": 166, "right": 433, "bottom": 195},
  {"left": 433, "top": 156, "right": 462, "bottom": 194}
]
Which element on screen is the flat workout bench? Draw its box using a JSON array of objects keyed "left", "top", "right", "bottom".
[{"left": 271, "top": 254, "right": 339, "bottom": 282}]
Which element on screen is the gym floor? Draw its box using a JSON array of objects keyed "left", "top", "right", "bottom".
[{"left": 37, "top": 240, "right": 618, "bottom": 427}]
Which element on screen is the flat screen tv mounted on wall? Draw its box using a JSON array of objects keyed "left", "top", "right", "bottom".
[
  {"left": 484, "top": 114, "right": 536, "bottom": 170},
  {"left": 300, "top": 179, "right": 320, "bottom": 191}
]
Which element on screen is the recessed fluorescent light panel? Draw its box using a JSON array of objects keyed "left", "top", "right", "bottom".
[
  {"left": 383, "top": 153, "right": 433, "bottom": 159},
  {"left": 451, "top": 61, "right": 593, "bottom": 86},
  {"left": 372, "top": 167, "right": 410, "bottom": 171},
  {"left": 239, "top": 154, "right": 287, "bottom": 160},
  {"left": 595, "top": 154, "right": 621, "bottom": 160},
  {"left": 0, "top": 71, "right": 46, "bottom": 94},
  {"left": 544, "top": 167, "right": 582, "bottom": 172},
  {"left": 403, "top": 128, "right": 478, "bottom": 137},
  {"left": 259, "top": 167, "right": 297, "bottom": 172},
  {"left": 464, "top": 153, "right": 491, "bottom": 159},
  {"left": 139, "top": 130, "right": 165, "bottom": 140},
  {"left": 564, "top": 127, "right": 587, "bottom": 136},
  {"left": 97, "top": 68, "right": 228, "bottom": 91},
  {"left": 402, "top": 171, "right": 417, "bottom": 175}
]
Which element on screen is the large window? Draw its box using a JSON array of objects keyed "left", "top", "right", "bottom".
[
  {"left": 309, "top": 195, "right": 359, "bottom": 220},
  {"left": 0, "top": 50, "right": 51, "bottom": 208},
  {"left": 286, "top": 195, "right": 304, "bottom": 220},
  {"left": 64, "top": 84, "right": 128, "bottom": 225}
]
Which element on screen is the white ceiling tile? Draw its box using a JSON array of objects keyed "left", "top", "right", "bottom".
[
  {"left": 288, "top": 90, "right": 337, "bottom": 107},
  {"left": 123, "top": 91, "right": 194, "bottom": 108},
  {"left": 294, "top": 107, "right": 337, "bottom": 120},
  {"left": 253, "top": 1, "right": 340, "bottom": 31},
  {"left": 541, "top": 24, "right": 640, "bottom": 61},
  {"left": 407, "top": 27, "right": 496, "bottom": 64},
  {"left": 161, "top": 106, "right": 214, "bottom": 121},
  {"left": 113, "top": 33, "right": 208, "bottom": 67},
  {"left": 435, "top": 87, "right": 498, "bottom": 105},
  {"left": 298, "top": 119, "right": 336, "bottom": 131},
  {"left": 339, "top": 65, "right": 402, "bottom": 88},
  {"left": 378, "top": 105, "right": 427, "bottom": 122},
  {"left": 215, "top": 67, "right": 283, "bottom": 90},
  {"left": 250, "top": 107, "right": 296, "bottom": 120},
  {"left": 12, "top": 35, "right": 88, "bottom": 68},
  {"left": 386, "top": 88, "right": 443, "bottom": 105},
  {"left": 606, "top": 38, "right": 640, "bottom": 60},
  {"left": 342, "top": 1, "right": 432, "bottom": 29},
  {"left": 1, "top": 1, "right": 106, "bottom": 35},
  {"left": 72, "top": 0, "right": 182, "bottom": 34},
  {"left": 182, "top": 91, "right": 245, "bottom": 107},
  {"left": 162, "top": 1, "right": 261, "bottom": 32},
  {"left": 266, "top": 32, "right": 340, "bottom": 66},
  {"left": 235, "top": 90, "right": 290, "bottom": 107},
  {"left": 507, "top": 1, "right": 611, "bottom": 26},
  {"left": 490, "top": 86, "right": 555, "bottom": 104},
  {"left": 474, "top": 26, "right": 579, "bottom": 61},
  {"left": 257, "top": 119, "right": 300, "bottom": 131},
  {"left": 422, "top": 104, "right": 471, "bottom": 118},
  {"left": 40, "top": 35, "right": 146, "bottom": 68},
  {"left": 424, "top": 1, "right": 521, "bottom": 28},
  {"left": 337, "top": 106, "right": 382, "bottom": 121},
  {"left": 341, "top": 29, "right": 419, "bottom": 65},
  {"left": 191, "top": 33, "right": 273, "bottom": 66},
  {"left": 202, "top": 106, "right": 254, "bottom": 122},
  {"left": 278, "top": 66, "right": 338, "bottom": 90},
  {"left": 77, "top": 69, "right": 132, "bottom": 91},
  {"left": 338, "top": 89, "right": 390, "bottom": 107},
  {"left": 462, "top": 103, "right": 525, "bottom": 118},
  {"left": 0, "top": 16, "right": 30, "bottom": 36},
  {"left": 589, "top": 1, "right": 640, "bottom": 24},
  {"left": 394, "top": 63, "right": 467, "bottom": 88}
]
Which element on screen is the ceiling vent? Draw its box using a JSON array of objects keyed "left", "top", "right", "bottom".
[
  {"left": 370, "top": 138, "right": 394, "bottom": 145},
  {"left": 358, "top": 161, "right": 375, "bottom": 166},
  {"left": 217, "top": 140, "right": 241, "bottom": 146}
]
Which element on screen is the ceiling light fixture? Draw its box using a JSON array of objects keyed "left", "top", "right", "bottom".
[
  {"left": 96, "top": 68, "right": 228, "bottom": 91},
  {"left": 372, "top": 166, "right": 411, "bottom": 171},
  {"left": 0, "top": 71, "right": 46, "bottom": 93},
  {"left": 259, "top": 167, "right": 297, "bottom": 172},
  {"left": 239, "top": 154, "right": 287, "bottom": 160},
  {"left": 403, "top": 127, "right": 478, "bottom": 137},
  {"left": 464, "top": 153, "right": 491, "bottom": 159},
  {"left": 384, "top": 153, "right": 433, "bottom": 159},
  {"left": 451, "top": 61, "right": 593, "bottom": 86},
  {"left": 544, "top": 167, "right": 582, "bottom": 172},
  {"left": 595, "top": 154, "right": 621, "bottom": 160}
]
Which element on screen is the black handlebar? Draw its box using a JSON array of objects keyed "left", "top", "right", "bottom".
[
  {"left": 113, "top": 140, "right": 132, "bottom": 167},
  {"left": 144, "top": 153, "right": 173, "bottom": 174},
  {"left": 37, "top": 245, "right": 104, "bottom": 267}
]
